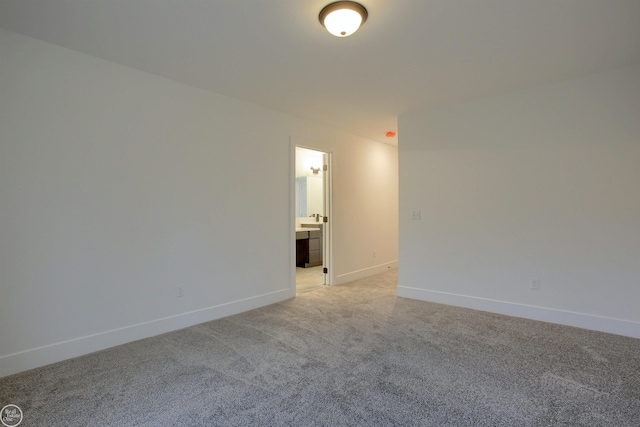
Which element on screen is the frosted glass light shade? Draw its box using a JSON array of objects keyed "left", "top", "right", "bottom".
[
  {"left": 319, "top": 2, "right": 368, "bottom": 37},
  {"left": 323, "top": 9, "right": 362, "bottom": 37}
]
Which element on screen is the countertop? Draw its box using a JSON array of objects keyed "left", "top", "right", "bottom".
[{"left": 296, "top": 227, "right": 320, "bottom": 232}]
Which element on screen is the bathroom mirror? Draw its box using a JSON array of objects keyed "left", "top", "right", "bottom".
[{"left": 295, "top": 147, "right": 325, "bottom": 219}]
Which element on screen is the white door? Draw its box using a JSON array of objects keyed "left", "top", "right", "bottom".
[{"left": 322, "top": 151, "right": 332, "bottom": 285}]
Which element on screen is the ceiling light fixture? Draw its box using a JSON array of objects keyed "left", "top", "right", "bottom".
[{"left": 319, "top": 1, "right": 368, "bottom": 37}]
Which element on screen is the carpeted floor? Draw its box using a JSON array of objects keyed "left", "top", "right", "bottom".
[{"left": 1, "top": 269, "right": 639, "bottom": 426}]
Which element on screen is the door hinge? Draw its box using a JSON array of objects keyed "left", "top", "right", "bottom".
[
  {"left": 323, "top": 267, "right": 328, "bottom": 274},
  {"left": 323, "top": 216, "right": 328, "bottom": 223}
]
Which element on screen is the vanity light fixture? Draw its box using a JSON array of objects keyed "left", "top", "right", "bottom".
[
  {"left": 310, "top": 166, "right": 322, "bottom": 174},
  {"left": 319, "top": 1, "right": 368, "bottom": 37}
]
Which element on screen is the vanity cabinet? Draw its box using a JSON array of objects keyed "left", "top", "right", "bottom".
[
  {"left": 295, "top": 224, "right": 323, "bottom": 268},
  {"left": 296, "top": 231, "right": 309, "bottom": 267},
  {"left": 306, "top": 229, "right": 322, "bottom": 267}
]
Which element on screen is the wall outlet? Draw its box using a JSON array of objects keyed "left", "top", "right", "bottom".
[
  {"left": 530, "top": 278, "right": 540, "bottom": 290},
  {"left": 373, "top": 250, "right": 377, "bottom": 258},
  {"left": 175, "top": 286, "right": 184, "bottom": 298}
]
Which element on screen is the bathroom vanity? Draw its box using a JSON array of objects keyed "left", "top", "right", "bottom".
[{"left": 295, "top": 223, "right": 323, "bottom": 268}]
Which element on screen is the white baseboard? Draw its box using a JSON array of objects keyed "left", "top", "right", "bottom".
[
  {"left": 0, "top": 288, "right": 292, "bottom": 378},
  {"left": 397, "top": 286, "right": 640, "bottom": 340},
  {"left": 335, "top": 261, "right": 398, "bottom": 285}
]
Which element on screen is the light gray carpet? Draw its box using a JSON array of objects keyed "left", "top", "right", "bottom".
[{"left": 1, "top": 270, "right": 639, "bottom": 426}]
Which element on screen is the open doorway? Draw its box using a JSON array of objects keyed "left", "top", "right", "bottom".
[{"left": 294, "top": 146, "right": 331, "bottom": 294}]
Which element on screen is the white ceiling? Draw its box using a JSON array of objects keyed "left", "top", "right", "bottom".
[{"left": 1, "top": 0, "right": 639, "bottom": 145}]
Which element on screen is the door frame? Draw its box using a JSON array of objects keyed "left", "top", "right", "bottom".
[{"left": 290, "top": 138, "right": 334, "bottom": 292}]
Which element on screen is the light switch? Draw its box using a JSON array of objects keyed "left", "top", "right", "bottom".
[{"left": 411, "top": 210, "right": 421, "bottom": 220}]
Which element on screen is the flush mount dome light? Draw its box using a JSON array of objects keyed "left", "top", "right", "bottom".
[{"left": 319, "top": 1, "right": 368, "bottom": 37}]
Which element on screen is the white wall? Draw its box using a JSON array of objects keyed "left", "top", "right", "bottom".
[
  {"left": 0, "top": 29, "right": 398, "bottom": 377},
  {"left": 398, "top": 64, "right": 640, "bottom": 339}
]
